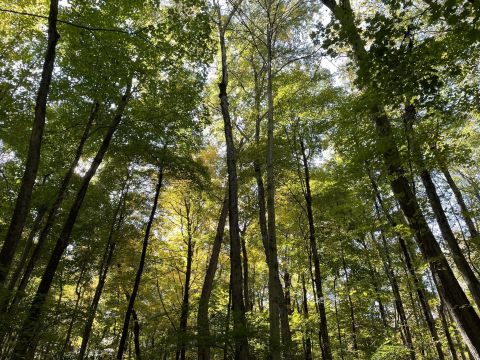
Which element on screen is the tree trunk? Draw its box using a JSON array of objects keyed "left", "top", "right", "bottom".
[
  {"left": 333, "top": 272, "right": 346, "bottom": 360},
  {"left": 374, "top": 227, "right": 415, "bottom": 359},
  {"left": 341, "top": 251, "right": 358, "bottom": 353},
  {"left": 442, "top": 168, "right": 479, "bottom": 241},
  {"left": 217, "top": 14, "right": 249, "bottom": 359},
  {"left": 398, "top": 234, "right": 445, "bottom": 360},
  {"left": 9, "top": 101, "right": 99, "bottom": 313},
  {"left": 60, "top": 262, "right": 86, "bottom": 359},
  {"left": 11, "top": 81, "right": 132, "bottom": 360},
  {"left": 369, "top": 171, "right": 445, "bottom": 359},
  {"left": 197, "top": 193, "right": 228, "bottom": 360},
  {"left": 299, "top": 138, "right": 332, "bottom": 360},
  {"left": 132, "top": 308, "right": 142, "bottom": 360},
  {"left": 78, "top": 178, "right": 129, "bottom": 360},
  {"left": 0, "top": 0, "right": 59, "bottom": 286},
  {"left": 301, "top": 274, "right": 313, "bottom": 360},
  {"left": 318, "top": 0, "right": 480, "bottom": 354},
  {"left": 421, "top": 170, "right": 480, "bottom": 309},
  {"left": 117, "top": 167, "right": 163, "bottom": 359},
  {"left": 358, "top": 237, "right": 389, "bottom": 329},
  {"left": 176, "top": 197, "right": 194, "bottom": 360},
  {"left": 7, "top": 205, "right": 47, "bottom": 294},
  {"left": 438, "top": 300, "right": 459, "bottom": 360},
  {"left": 240, "top": 228, "right": 251, "bottom": 311}
]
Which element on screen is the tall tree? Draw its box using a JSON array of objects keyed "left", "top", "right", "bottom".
[{"left": 215, "top": 1, "right": 249, "bottom": 358}]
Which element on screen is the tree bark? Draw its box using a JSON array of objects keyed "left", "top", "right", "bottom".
[
  {"left": 197, "top": 193, "right": 228, "bottom": 360},
  {"left": 0, "top": 0, "right": 59, "bottom": 286},
  {"left": 216, "top": 8, "right": 249, "bottom": 358},
  {"left": 11, "top": 81, "right": 132, "bottom": 360},
  {"left": 318, "top": 0, "right": 480, "bottom": 355},
  {"left": 299, "top": 138, "right": 332, "bottom": 360},
  {"left": 117, "top": 167, "right": 163, "bottom": 359}
]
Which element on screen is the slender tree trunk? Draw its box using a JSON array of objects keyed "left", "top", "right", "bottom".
[
  {"left": 442, "top": 168, "right": 479, "bottom": 241},
  {"left": 0, "top": 0, "right": 59, "bottom": 286},
  {"left": 358, "top": 237, "right": 388, "bottom": 329},
  {"left": 11, "top": 81, "right": 132, "bottom": 360},
  {"left": 176, "top": 198, "right": 194, "bottom": 360},
  {"left": 224, "top": 281, "right": 232, "bottom": 360},
  {"left": 197, "top": 193, "right": 228, "bottom": 360},
  {"left": 299, "top": 138, "right": 332, "bottom": 360},
  {"left": 374, "top": 227, "right": 415, "bottom": 359},
  {"left": 341, "top": 252, "right": 358, "bottom": 353},
  {"left": 398, "top": 234, "right": 445, "bottom": 360},
  {"left": 369, "top": 169, "right": 444, "bottom": 358},
  {"left": 60, "top": 262, "right": 86, "bottom": 359},
  {"left": 438, "top": 300, "right": 459, "bottom": 360},
  {"left": 240, "top": 229, "right": 251, "bottom": 311},
  {"left": 320, "top": 0, "right": 480, "bottom": 355},
  {"left": 78, "top": 178, "right": 129, "bottom": 360},
  {"left": 8, "top": 101, "right": 99, "bottom": 314},
  {"left": 117, "top": 167, "right": 163, "bottom": 359},
  {"left": 132, "top": 308, "right": 142, "bottom": 360},
  {"left": 251, "top": 60, "right": 292, "bottom": 359},
  {"left": 7, "top": 205, "right": 47, "bottom": 293},
  {"left": 217, "top": 13, "right": 249, "bottom": 359},
  {"left": 301, "top": 275, "right": 313, "bottom": 360},
  {"left": 420, "top": 170, "right": 480, "bottom": 309},
  {"left": 265, "top": 18, "right": 294, "bottom": 360},
  {"left": 333, "top": 272, "right": 346, "bottom": 360},
  {"left": 284, "top": 270, "right": 292, "bottom": 315}
]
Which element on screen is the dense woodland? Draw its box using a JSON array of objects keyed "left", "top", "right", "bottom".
[{"left": 0, "top": 0, "right": 480, "bottom": 359}]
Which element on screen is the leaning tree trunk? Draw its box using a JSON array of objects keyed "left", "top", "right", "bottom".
[
  {"left": 420, "top": 170, "right": 480, "bottom": 308},
  {"left": 442, "top": 168, "right": 479, "bottom": 241},
  {"left": 8, "top": 101, "right": 99, "bottom": 314},
  {"left": 299, "top": 138, "right": 332, "bottom": 360},
  {"left": 369, "top": 172, "right": 445, "bottom": 359},
  {"left": 438, "top": 300, "right": 460, "bottom": 360},
  {"left": 217, "top": 13, "right": 249, "bottom": 359},
  {"left": 7, "top": 205, "right": 47, "bottom": 294},
  {"left": 197, "top": 193, "right": 228, "bottom": 360},
  {"left": 117, "top": 167, "right": 163, "bottom": 360},
  {"left": 59, "top": 262, "right": 87, "bottom": 359},
  {"left": 11, "top": 81, "right": 132, "bottom": 360},
  {"left": 0, "top": 0, "right": 59, "bottom": 286},
  {"left": 373, "top": 226, "right": 415, "bottom": 359},
  {"left": 318, "top": 0, "right": 480, "bottom": 355}
]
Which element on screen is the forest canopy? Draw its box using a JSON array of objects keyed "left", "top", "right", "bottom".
[{"left": 0, "top": 0, "right": 480, "bottom": 359}]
